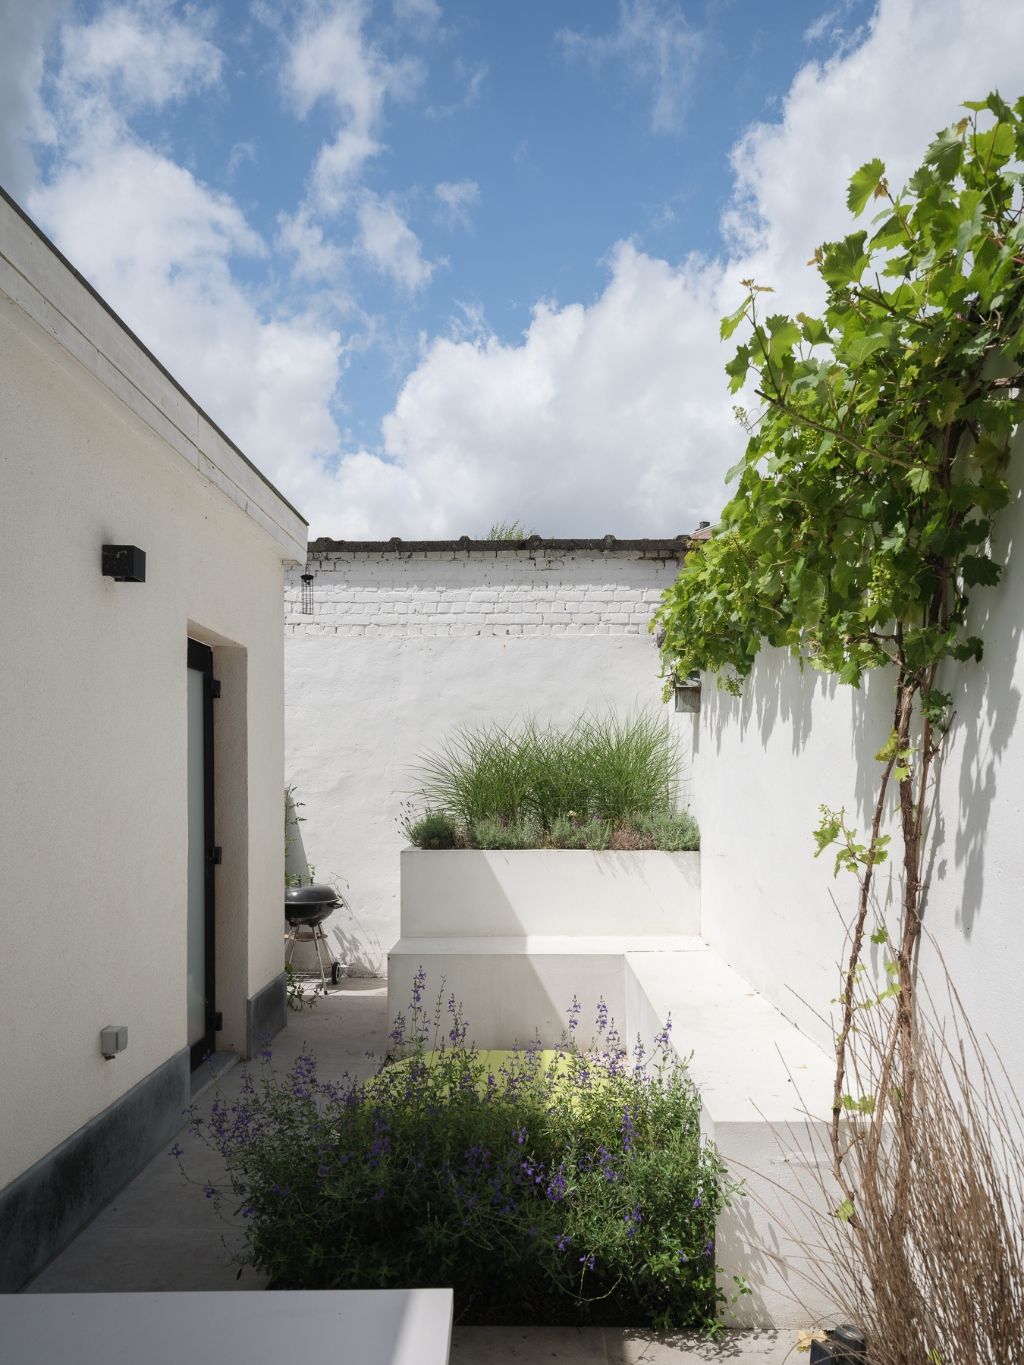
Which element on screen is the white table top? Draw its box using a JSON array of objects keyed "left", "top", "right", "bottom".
[{"left": 0, "top": 1289, "right": 453, "bottom": 1365}]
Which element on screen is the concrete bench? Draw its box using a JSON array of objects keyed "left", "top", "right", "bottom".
[{"left": 626, "top": 947, "right": 836, "bottom": 1329}]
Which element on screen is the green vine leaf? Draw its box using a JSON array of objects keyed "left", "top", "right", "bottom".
[
  {"left": 720, "top": 302, "right": 747, "bottom": 341},
  {"left": 847, "top": 157, "right": 887, "bottom": 216}
]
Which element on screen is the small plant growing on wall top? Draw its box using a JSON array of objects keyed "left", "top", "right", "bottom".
[{"left": 654, "top": 92, "right": 1024, "bottom": 1346}]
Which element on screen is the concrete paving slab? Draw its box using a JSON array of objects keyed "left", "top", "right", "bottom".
[
  {"left": 450, "top": 1328, "right": 796, "bottom": 1363},
  {"left": 604, "top": 1329, "right": 793, "bottom": 1362},
  {"left": 451, "top": 1326, "right": 608, "bottom": 1362}
]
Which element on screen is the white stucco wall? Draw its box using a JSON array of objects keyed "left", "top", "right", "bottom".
[
  {"left": 284, "top": 544, "right": 684, "bottom": 973},
  {"left": 0, "top": 196, "right": 306, "bottom": 1189},
  {"left": 684, "top": 436, "right": 1024, "bottom": 1095}
]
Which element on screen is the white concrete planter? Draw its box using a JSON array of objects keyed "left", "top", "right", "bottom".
[
  {"left": 399, "top": 847, "right": 700, "bottom": 938},
  {"left": 389, "top": 848, "right": 701, "bottom": 1053}
]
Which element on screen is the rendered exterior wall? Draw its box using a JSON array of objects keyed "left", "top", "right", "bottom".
[
  {"left": 284, "top": 546, "right": 683, "bottom": 973},
  {"left": 684, "top": 434, "right": 1024, "bottom": 1092},
  {"left": 0, "top": 204, "right": 304, "bottom": 1192}
]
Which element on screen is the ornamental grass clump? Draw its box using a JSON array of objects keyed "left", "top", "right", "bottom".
[
  {"left": 188, "top": 974, "right": 736, "bottom": 1329},
  {"left": 405, "top": 711, "right": 697, "bottom": 850}
]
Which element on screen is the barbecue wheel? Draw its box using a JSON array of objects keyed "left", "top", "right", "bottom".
[{"left": 331, "top": 961, "right": 343, "bottom": 985}]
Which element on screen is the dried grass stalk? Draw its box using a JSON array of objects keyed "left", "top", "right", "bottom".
[{"left": 790, "top": 969, "right": 1024, "bottom": 1364}]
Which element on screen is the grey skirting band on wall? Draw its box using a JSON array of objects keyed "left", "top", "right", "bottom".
[
  {"left": 245, "top": 971, "right": 287, "bottom": 1059},
  {"left": 0, "top": 1048, "right": 190, "bottom": 1293}
]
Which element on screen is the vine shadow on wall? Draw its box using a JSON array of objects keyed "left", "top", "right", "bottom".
[{"left": 946, "top": 458, "right": 1023, "bottom": 938}]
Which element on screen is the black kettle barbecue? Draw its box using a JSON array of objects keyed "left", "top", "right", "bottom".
[{"left": 285, "top": 884, "right": 345, "bottom": 988}]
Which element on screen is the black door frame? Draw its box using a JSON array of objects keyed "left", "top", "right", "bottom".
[{"left": 187, "top": 638, "right": 216, "bottom": 1070}]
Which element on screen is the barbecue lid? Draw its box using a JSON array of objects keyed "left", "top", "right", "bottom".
[{"left": 285, "top": 883, "right": 339, "bottom": 906}]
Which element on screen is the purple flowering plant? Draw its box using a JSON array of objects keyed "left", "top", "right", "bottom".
[{"left": 184, "top": 973, "right": 736, "bottom": 1329}]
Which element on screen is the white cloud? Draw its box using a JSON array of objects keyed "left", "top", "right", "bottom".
[
  {"left": 281, "top": 0, "right": 422, "bottom": 211},
  {"left": 0, "top": 0, "right": 67, "bottom": 196},
  {"left": 356, "top": 191, "right": 436, "bottom": 290},
  {"left": 59, "top": 0, "right": 223, "bottom": 111},
  {"left": 434, "top": 179, "right": 479, "bottom": 230},
  {"left": 277, "top": 204, "right": 347, "bottom": 282},
  {"left": 273, "top": 0, "right": 435, "bottom": 301},
  {"left": 226, "top": 140, "right": 256, "bottom": 178},
  {"left": 392, "top": 0, "right": 441, "bottom": 29},
  {"left": 426, "top": 58, "right": 487, "bottom": 119},
  {"left": 804, "top": 0, "right": 867, "bottom": 49},
  {"left": 559, "top": 0, "right": 704, "bottom": 134},
  {"left": 291, "top": 0, "right": 1024, "bottom": 538},
  {"left": 29, "top": 137, "right": 344, "bottom": 477}
]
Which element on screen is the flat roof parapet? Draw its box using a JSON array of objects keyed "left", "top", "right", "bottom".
[{"left": 307, "top": 534, "right": 692, "bottom": 557}]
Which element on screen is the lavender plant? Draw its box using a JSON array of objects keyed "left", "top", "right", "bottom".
[{"left": 187, "top": 975, "right": 738, "bottom": 1329}]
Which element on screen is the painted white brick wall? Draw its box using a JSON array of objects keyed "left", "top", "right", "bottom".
[
  {"left": 284, "top": 546, "right": 673, "bottom": 639},
  {"left": 284, "top": 544, "right": 686, "bottom": 976}
]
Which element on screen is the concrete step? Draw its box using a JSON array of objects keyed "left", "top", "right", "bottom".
[{"left": 387, "top": 936, "right": 705, "bottom": 1049}]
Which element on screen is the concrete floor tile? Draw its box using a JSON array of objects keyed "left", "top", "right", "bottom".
[
  {"left": 28, "top": 1229, "right": 267, "bottom": 1293},
  {"left": 450, "top": 1326, "right": 608, "bottom": 1363},
  {"left": 605, "top": 1330, "right": 793, "bottom": 1363}
]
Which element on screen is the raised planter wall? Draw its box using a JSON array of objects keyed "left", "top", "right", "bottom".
[
  {"left": 399, "top": 848, "right": 700, "bottom": 938},
  {"left": 389, "top": 849, "right": 700, "bottom": 1050}
]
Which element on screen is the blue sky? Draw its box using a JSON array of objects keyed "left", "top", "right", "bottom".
[{"left": 2, "top": 1, "right": 1021, "bottom": 536}]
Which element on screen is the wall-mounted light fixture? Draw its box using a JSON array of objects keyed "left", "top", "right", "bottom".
[
  {"left": 102, "top": 545, "right": 146, "bottom": 582},
  {"left": 674, "top": 671, "right": 701, "bottom": 714},
  {"left": 300, "top": 570, "right": 315, "bottom": 614}
]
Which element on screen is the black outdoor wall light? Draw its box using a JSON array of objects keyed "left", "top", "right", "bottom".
[
  {"left": 101, "top": 544, "right": 146, "bottom": 582},
  {"left": 300, "top": 571, "right": 315, "bottom": 614}
]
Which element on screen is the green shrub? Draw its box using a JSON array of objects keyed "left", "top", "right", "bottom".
[
  {"left": 188, "top": 975, "right": 738, "bottom": 1329},
  {"left": 406, "top": 809, "right": 463, "bottom": 849},
  {"left": 547, "top": 815, "right": 611, "bottom": 850},
  {"left": 470, "top": 815, "right": 543, "bottom": 849},
  {"left": 624, "top": 810, "right": 701, "bottom": 852}
]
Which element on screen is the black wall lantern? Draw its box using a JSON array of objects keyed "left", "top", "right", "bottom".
[
  {"left": 300, "top": 571, "right": 315, "bottom": 614},
  {"left": 102, "top": 545, "right": 147, "bottom": 582}
]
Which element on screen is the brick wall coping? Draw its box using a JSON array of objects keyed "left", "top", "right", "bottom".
[{"left": 307, "top": 534, "right": 691, "bottom": 557}]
